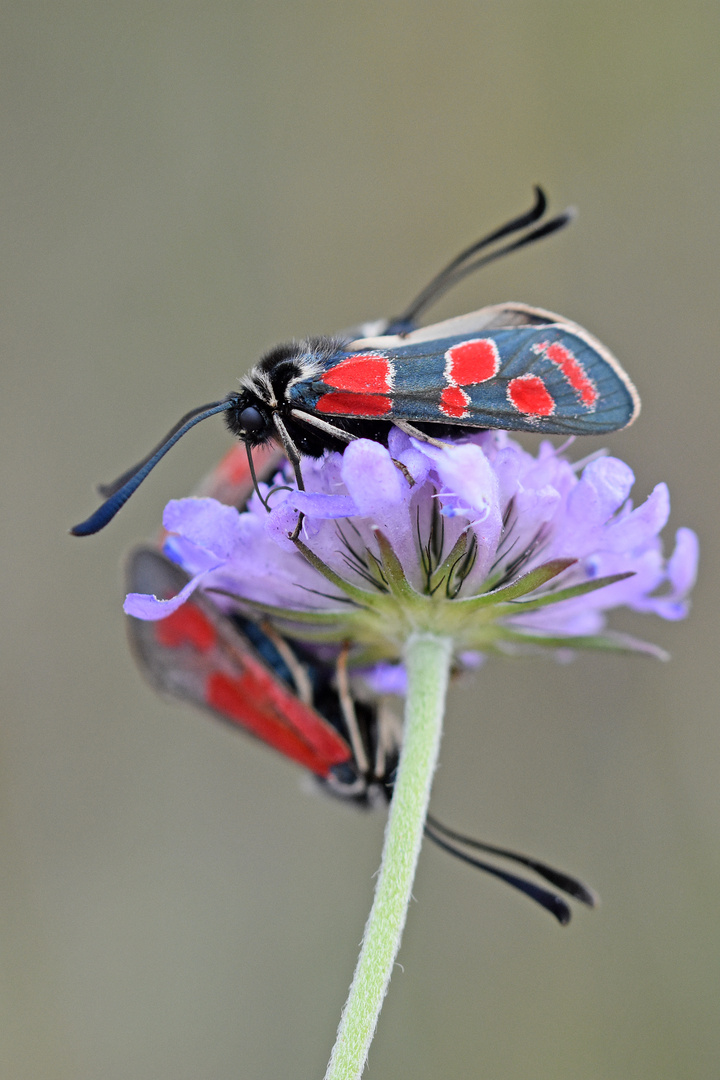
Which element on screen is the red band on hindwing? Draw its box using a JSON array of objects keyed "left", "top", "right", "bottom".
[
  {"left": 155, "top": 605, "right": 217, "bottom": 652},
  {"left": 533, "top": 340, "right": 598, "bottom": 408},
  {"left": 508, "top": 374, "right": 555, "bottom": 417}
]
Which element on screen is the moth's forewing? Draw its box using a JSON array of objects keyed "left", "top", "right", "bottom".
[
  {"left": 126, "top": 547, "right": 353, "bottom": 778},
  {"left": 295, "top": 302, "right": 639, "bottom": 436}
]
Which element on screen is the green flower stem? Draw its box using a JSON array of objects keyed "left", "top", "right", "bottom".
[{"left": 324, "top": 632, "right": 453, "bottom": 1080}]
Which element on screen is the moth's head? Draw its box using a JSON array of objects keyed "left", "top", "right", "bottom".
[{"left": 224, "top": 390, "right": 275, "bottom": 447}]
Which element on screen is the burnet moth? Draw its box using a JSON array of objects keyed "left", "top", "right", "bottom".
[
  {"left": 126, "top": 442, "right": 597, "bottom": 923},
  {"left": 71, "top": 188, "right": 640, "bottom": 537}
]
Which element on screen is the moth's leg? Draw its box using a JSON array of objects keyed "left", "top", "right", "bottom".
[
  {"left": 374, "top": 698, "right": 402, "bottom": 784},
  {"left": 336, "top": 643, "right": 369, "bottom": 777},
  {"left": 272, "top": 414, "right": 305, "bottom": 490},
  {"left": 289, "top": 409, "right": 357, "bottom": 444},
  {"left": 259, "top": 619, "right": 313, "bottom": 706},
  {"left": 393, "top": 419, "right": 450, "bottom": 449}
]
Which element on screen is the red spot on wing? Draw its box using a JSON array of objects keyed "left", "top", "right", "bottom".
[
  {"left": 321, "top": 353, "right": 393, "bottom": 394},
  {"left": 540, "top": 341, "right": 598, "bottom": 407},
  {"left": 445, "top": 339, "right": 499, "bottom": 385},
  {"left": 316, "top": 391, "right": 392, "bottom": 417},
  {"left": 508, "top": 375, "right": 555, "bottom": 417},
  {"left": 206, "top": 670, "right": 351, "bottom": 777},
  {"left": 155, "top": 604, "right": 217, "bottom": 652},
  {"left": 439, "top": 385, "right": 470, "bottom": 418}
]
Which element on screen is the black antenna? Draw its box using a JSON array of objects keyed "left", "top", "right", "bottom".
[
  {"left": 388, "top": 187, "right": 575, "bottom": 331},
  {"left": 424, "top": 815, "right": 597, "bottom": 925},
  {"left": 71, "top": 400, "right": 232, "bottom": 536}
]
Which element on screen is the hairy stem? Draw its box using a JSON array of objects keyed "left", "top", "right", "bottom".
[{"left": 324, "top": 633, "right": 453, "bottom": 1080}]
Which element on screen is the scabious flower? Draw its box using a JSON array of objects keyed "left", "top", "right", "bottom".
[{"left": 125, "top": 428, "right": 697, "bottom": 673}]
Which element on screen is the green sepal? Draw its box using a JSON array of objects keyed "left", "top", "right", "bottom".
[
  {"left": 451, "top": 558, "right": 576, "bottom": 614},
  {"left": 292, "top": 536, "right": 378, "bottom": 604},
  {"left": 373, "top": 529, "right": 415, "bottom": 599},
  {"left": 427, "top": 530, "right": 469, "bottom": 596},
  {"left": 205, "top": 588, "right": 363, "bottom": 624},
  {"left": 501, "top": 571, "right": 635, "bottom": 613}
]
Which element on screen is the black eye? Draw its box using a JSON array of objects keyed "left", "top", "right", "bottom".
[{"left": 238, "top": 405, "right": 266, "bottom": 434}]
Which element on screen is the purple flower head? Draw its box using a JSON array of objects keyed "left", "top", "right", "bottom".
[{"left": 125, "top": 429, "right": 698, "bottom": 673}]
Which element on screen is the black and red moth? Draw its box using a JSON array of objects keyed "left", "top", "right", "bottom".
[
  {"left": 72, "top": 188, "right": 639, "bottom": 537},
  {"left": 127, "top": 441, "right": 596, "bottom": 923}
]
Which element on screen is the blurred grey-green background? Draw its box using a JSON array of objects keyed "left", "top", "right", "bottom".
[{"left": 2, "top": 3, "right": 719, "bottom": 1078}]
